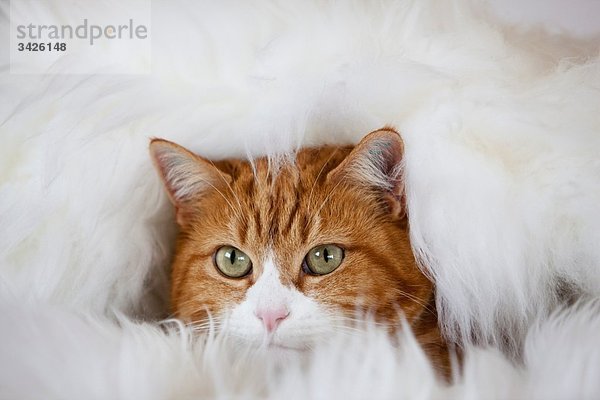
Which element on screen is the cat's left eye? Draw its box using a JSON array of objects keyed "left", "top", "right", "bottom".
[
  {"left": 303, "top": 244, "right": 344, "bottom": 275},
  {"left": 214, "top": 246, "right": 253, "bottom": 278}
]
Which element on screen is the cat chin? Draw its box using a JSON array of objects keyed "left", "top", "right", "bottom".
[
  {"left": 264, "top": 342, "right": 310, "bottom": 353},
  {"left": 228, "top": 334, "right": 313, "bottom": 355},
  {"left": 221, "top": 337, "right": 309, "bottom": 366},
  {"left": 259, "top": 343, "right": 309, "bottom": 365}
]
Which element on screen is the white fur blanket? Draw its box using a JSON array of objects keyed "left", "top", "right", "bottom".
[{"left": 1, "top": 1, "right": 599, "bottom": 398}]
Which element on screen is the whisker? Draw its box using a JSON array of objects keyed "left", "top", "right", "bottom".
[
  {"left": 312, "top": 171, "right": 351, "bottom": 219},
  {"left": 209, "top": 160, "right": 246, "bottom": 224},
  {"left": 198, "top": 179, "right": 243, "bottom": 223},
  {"left": 394, "top": 289, "right": 436, "bottom": 314},
  {"left": 306, "top": 148, "right": 340, "bottom": 216},
  {"left": 327, "top": 317, "right": 393, "bottom": 329}
]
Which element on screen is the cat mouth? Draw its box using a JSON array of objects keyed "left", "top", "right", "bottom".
[
  {"left": 256, "top": 336, "right": 311, "bottom": 352},
  {"left": 266, "top": 343, "right": 306, "bottom": 351},
  {"left": 261, "top": 343, "right": 311, "bottom": 361}
]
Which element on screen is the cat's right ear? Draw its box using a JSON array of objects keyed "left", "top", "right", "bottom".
[
  {"left": 149, "top": 139, "right": 231, "bottom": 225},
  {"left": 326, "top": 127, "right": 406, "bottom": 219}
]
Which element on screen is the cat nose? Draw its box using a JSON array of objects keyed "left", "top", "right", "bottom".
[{"left": 255, "top": 306, "right": 289, "bottom": 333}]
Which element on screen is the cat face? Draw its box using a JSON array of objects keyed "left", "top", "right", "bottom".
[{"left": 150, "top": 128, "right": 433, "bottom": 350}]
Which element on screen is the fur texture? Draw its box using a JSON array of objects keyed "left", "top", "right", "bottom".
[
  {"left": 1, "top": 0, "right": 599, "bottom": 397},
  {"left": 0, "top": 300, "right": 599, "bottom": 399},
  {"left": 150, "top": 131, "right": 448, "bottom": 374}
]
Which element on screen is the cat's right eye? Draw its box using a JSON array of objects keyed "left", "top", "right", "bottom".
[{"left": 214, "top": 246, "right": 253, "bottom": 278}]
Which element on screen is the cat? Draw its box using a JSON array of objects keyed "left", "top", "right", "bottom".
[{"left": 150, "top": 127, "right": 450, "bottom": 376}]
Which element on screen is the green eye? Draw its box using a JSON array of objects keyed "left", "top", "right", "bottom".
[
  {"left": 214, "top": 246, "right": 252, "bottom": 278},
  {"left": 303, "top": 244, "right": 344, "bottom": 275}
]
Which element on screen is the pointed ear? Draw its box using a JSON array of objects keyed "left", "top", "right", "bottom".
[
  {"left": 327, "top": 127, "right": 406, "bottom": 219},
  {"left": 149, "top": 138, "right": 231, "bottom": 225}
]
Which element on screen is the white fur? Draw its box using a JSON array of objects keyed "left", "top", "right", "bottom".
[
  {"left": 1, "top": 0, "right": 599, "bottom": 397},
  {"left": 0, "top": 300, "right": 599, "bottom": 399},
  {"left": 226, "top": 254, "right": 333, "bottom": 349}
]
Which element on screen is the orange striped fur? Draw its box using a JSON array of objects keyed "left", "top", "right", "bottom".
[{"left": 150, "top": 128, "right": 450, "bottom": 376}]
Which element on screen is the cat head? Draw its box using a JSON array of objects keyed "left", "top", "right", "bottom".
[{"left": 150, "top": 128, "right": 433, "bottom": 350}]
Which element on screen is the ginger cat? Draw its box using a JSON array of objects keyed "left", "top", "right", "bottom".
[{"left": 150, "top": 128, "right": 450, "bottom": 375}]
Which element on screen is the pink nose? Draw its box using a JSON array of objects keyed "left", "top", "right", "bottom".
[{"left": 256, "top": 307, "right": 289, "bottom": 333}]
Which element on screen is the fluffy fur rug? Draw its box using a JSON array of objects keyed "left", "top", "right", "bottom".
[{"left": 1, "top": 0, "right": 599, "bottom": 398}]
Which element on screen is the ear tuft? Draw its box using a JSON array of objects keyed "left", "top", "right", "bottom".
[
  {"left": 327, "top": 127, "right": 405, "bottom": 219},
  {"left": 149, "top": 139, "right": 230, "bottom": 205},
  {"left": 328, "top": 127, "right": 404, "bottom": 191}
]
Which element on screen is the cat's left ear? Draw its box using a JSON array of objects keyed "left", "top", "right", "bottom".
[
  {"left": 149, "top": 138, "right": 232, "bottom": 226},
  {"left": 327, "top": 127, "right": 406, "bottom": 219}
]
